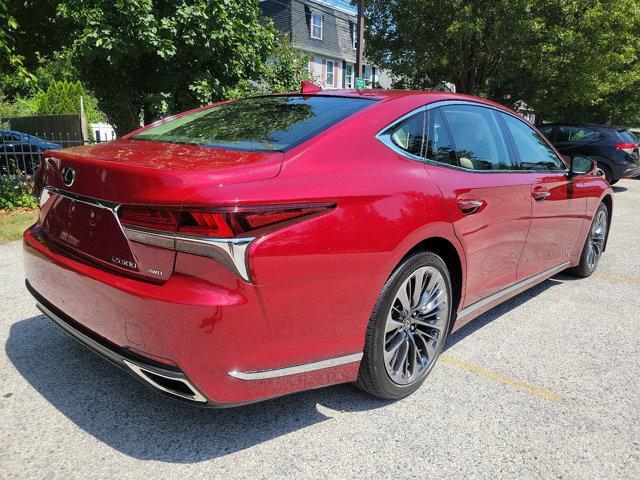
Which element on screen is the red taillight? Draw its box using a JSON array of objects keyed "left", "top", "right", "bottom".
[
  {"left": 178, "top": 211, "right": 234, "bottom": 237},
  {"left": 180, "top": 204, "right": 332, "bottom": 237},
  {"left": 119, "top": 204, "right": 333, "bottom": 238},
  {"left": 118, "top": 206, "right": 179, "bottom": 232},
  {"left": 615, "top": 143, "right": 638, "bottom": 153}
]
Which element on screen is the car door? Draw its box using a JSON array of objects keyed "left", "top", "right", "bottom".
[
  {"left": 498, "top": 113, "right": 588, "bottom": 279},
  {"left": 421, "top": 104, "right": 533, "bottom": 307}
]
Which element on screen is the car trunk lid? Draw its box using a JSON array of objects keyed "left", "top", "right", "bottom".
[{"left": 38, "top": 140, "right": 284, "bottom": 282}]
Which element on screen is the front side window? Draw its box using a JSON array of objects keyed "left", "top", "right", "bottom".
[
  {"left": 501, "top": 114, "right": 565, "bottom": 171},
  {"left": 132, "top": 95, "right": 376, "bottom": 152},
  {"left": 538, "top": 125, "right": 554, "bottom": 139},
  {"left": 556, "top": 126, "right": 598, "bottom": 142},
  {"left": 311, "top": 12, "right": 323, "bottom": 39},
  {"left": 390, "top": 112, "right": 426, "bottom": 158},
  {"left": 2, "top": 133, "right": 19, "bottom": 142},
  {"left": 326, "top": 59, "right": 334, "bottom": 86},
  {"left": 442, "top": 105, "right": 512, "bottom": 170}
]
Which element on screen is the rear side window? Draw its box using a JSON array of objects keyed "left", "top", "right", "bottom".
[
  {"left": 132, "top": 96, "right": 376, "bottom": 152},
  {"left": 617, "top": 130, "right": 638, "bottom": 143},
  {"left": 501, "top": 114, "right": 565, "bottom": 171},
  {"left": 442, "top": 105, "right": 512, "bottom": 170},
  {"left": 390, "top": 112, "right": 426, "bottom": 157},
  {"left": 425, "top": 108, "right": 457, "bottom": 166},
  {"left": 387, "top": 108, "right": 457, "bottom": 165},
  {"left": 556, "top": 126, "right": 598, "bottom": 142}
]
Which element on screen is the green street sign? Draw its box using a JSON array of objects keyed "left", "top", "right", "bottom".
[{"left": 354, "top": 77, "right": 366, "bottom": 89}]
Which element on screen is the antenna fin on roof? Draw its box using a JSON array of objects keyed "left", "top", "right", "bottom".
[{"left": 301, "top": 81, "right": 322, "bottom": 94}]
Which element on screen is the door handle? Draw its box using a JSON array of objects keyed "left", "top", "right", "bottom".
[
  {"left": 532, "top": 187, "right": 551, "bottom": 201},
  {"left": 457, "top": 199, "right": 484, "bottom": 214}
]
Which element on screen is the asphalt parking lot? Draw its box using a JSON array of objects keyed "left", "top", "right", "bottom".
[{"left": 1, "top": 180, "right": 639, "bottom": 479}]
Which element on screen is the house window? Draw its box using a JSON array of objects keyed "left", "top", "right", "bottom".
[
  {"left": 350, "top": 22, "right": 357, "bottom": 50},
  {"left": 311, "top": 12, "right": 323, "bottom": 39},
  {"left": 345, "top": 64, "right": 353, "bottom": 88},
  {"left": 326, "top": 59, "right": 335, "bottom": 86}
]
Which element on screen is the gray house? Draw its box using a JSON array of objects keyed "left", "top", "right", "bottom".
[{"left": 260, "top": 0, "right": 389, "bottom": 89}]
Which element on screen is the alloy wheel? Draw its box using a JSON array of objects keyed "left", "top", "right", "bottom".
[
  {"left": 586, "top": 209, "right": 607, "bottom": 271},
  {"left": 383, "top": 266, "right": 449, "bottom": 385}
]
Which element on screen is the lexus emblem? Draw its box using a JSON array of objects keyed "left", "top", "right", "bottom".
[{"left": 61, "top": 166, "right": 76, "bottom": 187}]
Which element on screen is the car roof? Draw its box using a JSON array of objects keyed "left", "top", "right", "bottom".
[
  {"left": 269, "top": 88, "right": 515, "bottom": 113},
  {"left": 541, "top": 123, "right": 630, "bottom": 132}
]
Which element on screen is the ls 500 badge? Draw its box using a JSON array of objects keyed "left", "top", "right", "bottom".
[{"left": 111, "top": 255, "right": 137, "bottom": 269}]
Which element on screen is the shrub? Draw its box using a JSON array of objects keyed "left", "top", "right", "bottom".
[{"left": 0, "top": 175, "right": 37, "bottom": 210}]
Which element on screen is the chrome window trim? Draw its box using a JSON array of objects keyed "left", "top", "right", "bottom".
[
  {"left": 41, "top": 187, "right": 254, "bottom": 282},
  {"left": 376, "top": 99, "right": 569, "bottom": 173},
  {"left": 228, "top": 352, "right": 363, "bottom": 380}
]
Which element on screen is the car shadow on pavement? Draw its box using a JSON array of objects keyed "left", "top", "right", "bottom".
[
  {"left": 6, "top": 275, "right": 566, "bottom": 463},
  {"left": 5, "top": 315, "right": 391, "bottom": 463}
]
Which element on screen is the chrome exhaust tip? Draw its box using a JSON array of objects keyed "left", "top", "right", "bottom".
[{"left": 123, "top": 360, "right": 207, "bottom": 403}]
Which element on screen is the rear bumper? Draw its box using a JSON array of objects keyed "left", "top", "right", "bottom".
[
  {"left": 23, "top": 225, "right": 364, "bottom": 406},
  {"left": 610, "top": 161, "right": 640, "bottom": 180},
  {"left": 28, "top": 282, "right": 212, "bottom": 406},
  {"left": 623, "top": 163, "right": 640, "bottom": 179}
]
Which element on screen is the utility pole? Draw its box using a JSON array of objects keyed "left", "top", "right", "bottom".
[{"left": 355, "top": 0, "right": 364, "bottom": 78}]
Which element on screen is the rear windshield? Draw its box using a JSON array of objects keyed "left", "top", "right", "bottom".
[
  {"left": 132, "top": 95, "right": 376, "bottom": 152},
  {"left": 617, "top": 130, "right": 638, "bottom": 143}
]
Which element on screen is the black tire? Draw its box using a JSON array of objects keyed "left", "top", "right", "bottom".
[
  {"left": 355, "top": 251, "right": 452, "bottom": 400},
  {"left": 566, "top": 202, "right": 609, "bottom": 278}
]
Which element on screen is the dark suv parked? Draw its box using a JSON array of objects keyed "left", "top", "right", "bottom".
[{"left": 539, "top": 124, "right": 640, "bottom": 184}]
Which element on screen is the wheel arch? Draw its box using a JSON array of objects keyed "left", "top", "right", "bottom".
[
  {"left": 400, "top": 236, "right": 464, "bottom": 325},
  {"left": 601, "top": 193, "right": 613, "bottom": 252}
]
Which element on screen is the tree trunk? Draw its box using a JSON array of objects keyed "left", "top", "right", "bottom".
[{"left": 110, "top": 110, "right": 142, "bottom": 138}]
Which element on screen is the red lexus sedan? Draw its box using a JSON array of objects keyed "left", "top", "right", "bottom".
[{"left": 24, "top": 87, "right": 613, "bottom": 406}]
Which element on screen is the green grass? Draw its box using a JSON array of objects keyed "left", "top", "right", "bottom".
[{"left": 0, "top": 209, "right": 38, "bottom": 244}]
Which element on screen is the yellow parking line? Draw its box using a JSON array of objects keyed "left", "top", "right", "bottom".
[
  {"left": 593, "top": 271, "right": 640, "bottom": 287},
  {"left": 439, "top": 354, "right": 566, "bottom": 401}
]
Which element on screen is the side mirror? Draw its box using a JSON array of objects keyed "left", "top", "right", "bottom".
[{"left": 569, "top": 155, "right": 596, "bottom": 177}]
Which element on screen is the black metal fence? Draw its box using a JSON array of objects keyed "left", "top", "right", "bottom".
[{"left": 1, "top": 131, "right": 116, "bottom": 176}]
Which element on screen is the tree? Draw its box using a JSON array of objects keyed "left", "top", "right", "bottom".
[
  {"left": 0, "top": 0, "right": 32, "bottom": 86},
  {"left": 259, "top": 36, "right": 312, "bottom": 93},
  {"left": 32, "top": 80, "right": 100, "bottom": 122},
  {"left": 58, "top": 0, "right": 305, "bottom": 135},
  {"left": 526, "top": 0, "right": 640, "bottom": 125},
  {"left": 6, "top": 0, "right": 76, "bottom": 72},
  {"left": 365, "top": 0, "right": 640, "bottom": 125}
]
